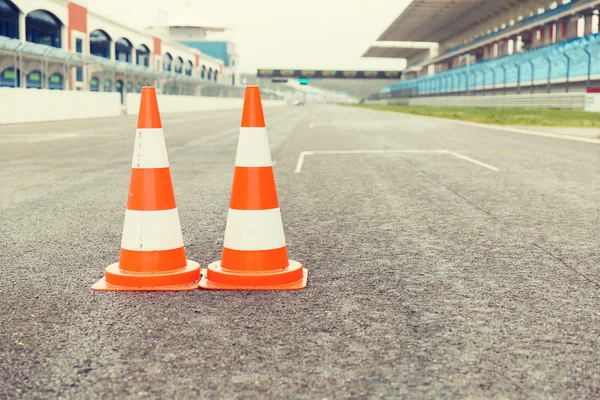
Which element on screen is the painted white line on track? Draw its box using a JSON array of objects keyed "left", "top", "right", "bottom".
[
  {"left": 27, "top": 133, "right": 80, "bottom": 143},
  {"left": 404, "top": 115, "right": 600, "bottom": 145},
  {"left": 446, "top": 151, "right": 500, "bottom": 171},
  {"left": 295, "top": 151, "right": 313, "bottom": 173},
  {"left": 294, "top": 149, "right": 499, "bottom": 173}
]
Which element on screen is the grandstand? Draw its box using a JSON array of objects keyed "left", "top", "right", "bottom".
[
  {"left": 0, "top": 0, "right": 241, "bottom": 103},
  {"left": 364, "top": 0, "right": 600, "bottom": 98}
]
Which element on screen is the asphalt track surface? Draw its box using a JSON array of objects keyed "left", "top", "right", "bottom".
[{"left": 1, "top": 105, "right": 599, "bottom": 399}]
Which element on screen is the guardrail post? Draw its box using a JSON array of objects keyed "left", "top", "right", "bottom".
[
  {"left": 501, "top": 65, "right": 507, "bottom": 95},
  {"left": 515, "top": 63, "right": 521, "bottom": 95},
  {"left": 583, "top": 47, "right": 591, "bottom": 88},
  {"left": 563, "top": 51, "right": 570, "bottom": 93},
  {"left": 544, "top": 56, "right": 552, "bottom": 93},
  {"left": 529, "top": 60, "right": 535, "bottom": 94},
  {"left": 481, "top": 70, "right": 486, "bottom": 95}
]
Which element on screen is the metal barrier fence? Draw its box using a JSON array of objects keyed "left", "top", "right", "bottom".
[{"left": 365, "top": 92, "right": 589, "bottom": 110}]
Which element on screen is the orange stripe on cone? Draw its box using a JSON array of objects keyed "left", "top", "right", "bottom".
[
  {"left": 229, "top": 166, "right": 279, "bottom": 210},
  {"left": 240, "top": 86, "right": 265, "bottom": 128},
  {"left": 200, "top": 85, "right": 308, "bottom": 290},
  {"left": 221, "top": 246, "right": 289, "bottom": 272},
  {"left": 127, "top": 168, "right": 177, "bottom": 211},
  {"left": 92, "top": 87, "right": 200, "bottom": 292},
  {"left": 119, "top": 247, "right": 187, "bottom": 273},
  {"left": 137, "top": 87, "right": 162, "bottom": 129}
]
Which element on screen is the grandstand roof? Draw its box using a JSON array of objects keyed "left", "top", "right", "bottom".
[
  {"left": 362, "top": 46, "right": 430, "bottom": 59},
  {"left": 377, "top": 0, "right": 523, "bottom": 42},
  {"left": 151, "top": 1, "right": 228, "bottom": 31}
]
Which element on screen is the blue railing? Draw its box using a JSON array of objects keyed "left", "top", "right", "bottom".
[{"left": 382, "top": 33, "right": 600, "bottom": 96}]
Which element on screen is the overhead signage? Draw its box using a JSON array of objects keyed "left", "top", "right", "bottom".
[{"left": 257, "top": 69, "right": 402, "bottom": 79}]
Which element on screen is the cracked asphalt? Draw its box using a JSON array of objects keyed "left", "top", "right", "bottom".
[{"left": 1, "top": 104, "right": 599, "bottom": 399}]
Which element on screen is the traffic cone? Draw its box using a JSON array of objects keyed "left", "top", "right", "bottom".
[
  {"left": 200, "top": 86, "right": 308, "bottom": 290},
  {"left": 92, "top": 87, "right": 200, "bottom": 291}
]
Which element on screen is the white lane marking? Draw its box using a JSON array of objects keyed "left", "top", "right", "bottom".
[
  {"left": 121, "top": 208, "right": 184, "bottom": 251},
  {"left": 27, "top": 133, "right": 79, "bottom": 143},
  {"left": 224, "top": 208, "right": 286, "bottom": 250},
  {"left": 295, "top": 151, "right": 314, "bottom": 173},
  {"left": 132, "top": 129, "right": 169, "bottom": 169},
  {"left": 427, "top": 118, "right": 600, "bottom": 145},
  {"left": 294, "top": 149, "right": 499, "bottom": 173},
  {"left": 446, "top": 151, "right": 500, "bottom": 172},
  {"left": 234, "top": 127, "right": 273, "bottom": 167}
]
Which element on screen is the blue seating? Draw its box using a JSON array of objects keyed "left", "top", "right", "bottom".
[{"left": 383, "top": 33, "right": 600, "bottom": 95}]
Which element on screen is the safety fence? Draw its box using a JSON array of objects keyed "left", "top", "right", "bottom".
[
  {"left": 380, "top": 33, "right": 600, "bottom": 97},
  {"left": 365, "top": 92, "right": 593, "bottom": 110}
]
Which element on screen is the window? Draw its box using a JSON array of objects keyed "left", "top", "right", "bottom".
[
  {"left": 26, "top": 10, "right": 62, "bottom": 48},
  {"left": 0, "top": 0, "right": 20, "bottom": 39},
  {"left": 76, "top": 67, "right": 83, "bottom": 82},
  {"left": 75, "top": 38, "right": 83, "bottom": 53}
]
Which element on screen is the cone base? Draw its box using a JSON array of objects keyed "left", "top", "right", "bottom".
[
  {"left": 200, "top": 260, "right": 307, "bottom": 290},
  {"left": 92, "top": 260, "right": 201, "bottom": 291}
]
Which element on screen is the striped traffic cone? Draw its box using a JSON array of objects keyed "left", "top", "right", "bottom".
[
  {"left": 200, "top": 86, "right": 308, "bottom": 290},
  {"left": 92, "top": 87, "right": 200, "bottom": 291}
]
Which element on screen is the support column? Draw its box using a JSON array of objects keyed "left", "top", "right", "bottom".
[
  {"left": 497, "top": 40, "right": 507, "bottom": 57},
  {"left": 584, "top": 14, "right": 594, "bottom": 36},
  {"left": 18, "top": 13, "right": 26, "bottom": 42},
  {"left": 542, "top": 24, "right": 553, "bottom": 46},
  {"left": 565, "top": 17, "right": 579, "bottom": 40}
]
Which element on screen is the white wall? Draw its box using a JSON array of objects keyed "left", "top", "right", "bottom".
[
  {"left": 0, "top": 88, "right": 121, "bottom": 124},
  {"left": 125, "top": 94, "right": 285, "bottom": 115}
]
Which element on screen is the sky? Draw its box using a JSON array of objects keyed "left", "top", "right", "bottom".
[{"left": 86, "top": 0, "right": 411, "bottom": 73}]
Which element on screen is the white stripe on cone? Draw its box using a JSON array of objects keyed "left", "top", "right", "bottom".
[
  {"left": 223, "top": 208, "right": 287, "bottom": 250},
  {"left": 131, "top": 129, "right": 170, "bottom": 169},
  {"left": 234, "top": 127, "right": 273, "bottom": 167},
  {"left": 121, "top": 208, "right": 184, "bottom": 251}
]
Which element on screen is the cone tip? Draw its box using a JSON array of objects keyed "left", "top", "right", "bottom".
[
  {"left": 241, "top": 86, "right": 265, "bottom": 127},
  {"left": 137, "top": 86, "right": 162, "bottom": 129}
]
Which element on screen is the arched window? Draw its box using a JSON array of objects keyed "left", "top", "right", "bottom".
[
  {"left": 207, "top": 68, "right": 213, "bottom": 80},
  {"left": 26, "top": 10, "right": 62, "bottom": 48},
  {"left": 103, "top": 79, "right": 112, "bottom": 92},
  {"left": 185, "top": 60, "right": 193, "bottom": 76},
  {"left": 174, "top": 57, "right": 183, "bottom": 74},
  {"left": 90, "top": 76, "right": 100, "bottom": 92},
  {"left": 0, "top": 67, "right": 20, "bottom": 87},
  {"left": 201, "top": 65, "right": 206, "bottom": 78},
  {"left": 90, "top": 30, "right": 111, "bottom": 58},
  {"left": 115, "top": 38, "right": 132, "bottom": 63},
  {"left": 126, "top": 81, "right": 134, "bottom": 93},
  {"left": 214, "top": 70, "right": 218, "bottom": 81},
  {"left": 163, "top": 53, "right": 172, "bottom": 72},
  {"left": 26, "top": 70, "right": 43, "bottom": 89},
  {"left": 48, "top": 72, "right": 63, "bottom": 90},
  {"left": 136, "top": 45, "right": 150, "bottom": 67},
  {"left": 0, "top": 0, "right": 20, "bottom": 39},
  {"left": 135, "top": 82, "right": 142, "bottom": 93}
]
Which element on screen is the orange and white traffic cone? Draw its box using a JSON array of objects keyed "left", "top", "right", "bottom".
[
  {"left": 92, "top": 87, "right": 200, "bottom": 291},
  {"left": 200, "top": 86, "right": 308, "bottom": 290}
]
